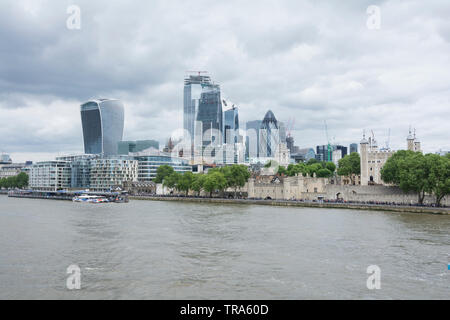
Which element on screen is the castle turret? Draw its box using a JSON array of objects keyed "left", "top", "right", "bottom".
[
  {"left": 413, "top": 129, "right": 421, "bottom": 152},
  {"left": 407, "top": 129, "right": 415, "bottom": 151},
  {"left": 360, "top": 132, "right": 369, "bottom": 186}
]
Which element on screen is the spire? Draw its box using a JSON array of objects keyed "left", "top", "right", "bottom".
[{"left": 360, "top": 129, "right": 368, "bottom": 144}]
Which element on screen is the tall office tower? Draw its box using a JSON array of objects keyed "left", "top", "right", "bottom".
[
  {"left": 350, "top": 143, "right": 358, "bottom": 154},
  {"left": 334, "top": 145, "right": 348, "bottom": 158},
  {"left": 183, "top": 74, "right": 214, "bottom": 155},
  {"left": 286, "top": 136, "right": 294, "bottom": 154},
  {"left": 223, "top": 104, "right": 240, "bottom": 164},
  {"left": 80, "top": 99, "right": 124, "bottom": 156},
  {"left": 223, "top": 105, "right": 239, "bottom": 144},
  {"left": 278, "top": 121, "right": 287, "bottom": 143},
  {"left": 316, "top": 145, "right": 328, "bottom": 161},
  {"left": 259, "top": 110, "right": 280, "bottom": 158},
  {"left": 246, "top": 120, "right": 262, "bottom": 160},
  {"left": 196, "top": 82, "right": 223, "bottom": 158}
]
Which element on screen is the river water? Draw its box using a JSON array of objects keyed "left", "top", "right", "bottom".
[{"left": 0, "top": 195, "right": 448, "bottom": 299}]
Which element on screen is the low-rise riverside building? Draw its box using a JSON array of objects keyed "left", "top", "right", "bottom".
[
  {"left": 56, "top": 154, "right": 100, "bottom": 189},
  {"left": 89, "top": 157, "right": 138, "bottom": 192},
  {"left": 29, "top": 161, "right": 72, "bottom": 191},
  {"left": 0, "top": 163, "right": 31, "bottom": 179},
  {"left": 31, "top": 153, "right": 191, "bottom": 191}
]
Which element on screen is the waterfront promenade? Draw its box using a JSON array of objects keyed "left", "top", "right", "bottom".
[{"left": 130, "top": 195, "right": 450, "bottom": 215}]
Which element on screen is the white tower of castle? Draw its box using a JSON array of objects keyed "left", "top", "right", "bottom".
[{"left": 407, "top": 128, "right": 421, "bottom": 152}]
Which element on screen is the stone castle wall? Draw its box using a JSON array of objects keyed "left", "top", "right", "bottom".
[
  {"left": 247, "top": 175, "right": 449, "bottom": 206},
  {"left": 324, "top": 184, "right": 449, "bottom": 206}
]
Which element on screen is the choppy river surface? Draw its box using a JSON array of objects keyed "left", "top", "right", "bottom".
[{"left": 0, "top": 196, "right": 448, "bottom": 299}]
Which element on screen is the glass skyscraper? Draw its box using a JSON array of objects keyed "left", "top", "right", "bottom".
[
  {"left": 196, "top": 83, "right": 223, "bottom": 158},
  {"left": 246, "top": 120, "right": 262, "bottom": 160},
  {"left": 183, "top": 75, "right": 213, "bottom": 146},
  {"left": 259, "top": 110, "right": 280, "bottom": 158},
  {"left": 80, "top": 99, "right": 124, "bottom": 156},
  {"left": 223, "top": 105, "right": 239, "bottom": 144}
]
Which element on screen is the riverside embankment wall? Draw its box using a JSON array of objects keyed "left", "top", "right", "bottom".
[
  {"left": 324, "top": 185, "right": 450, "bottom": 206},
  {"left": 130, "top": 196, "right": 450, "bottom": 215}
]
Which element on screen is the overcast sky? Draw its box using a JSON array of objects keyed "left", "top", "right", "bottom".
[{"left": 1, "top": 0, "right": 449, "bottom": 162}]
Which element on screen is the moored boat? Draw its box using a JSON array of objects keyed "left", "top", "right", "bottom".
[{"left": 72, "top": 195, "right": 109, "bottom": 203}]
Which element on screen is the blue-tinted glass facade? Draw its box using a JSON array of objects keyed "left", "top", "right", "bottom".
[
  {"left": 259, "top": 110, "right": 280, "bottom": 157},
  {"left": 246, "top": 120, "right": 261, "bottom": 160},
  {"left": 133, "top": 155, "right": 192, "bottom": 182},
  {"left": 196, "top": 85, "right": 222, "bottom": 148},
  {"left": 80, "top": 99, "right": 124, "bottom": 156},
  {"left": 224, "top": 106, "right": 239, "bottom": 144},
  {"left": 183, "top": 75, "right": 213, "bottom": 151}
]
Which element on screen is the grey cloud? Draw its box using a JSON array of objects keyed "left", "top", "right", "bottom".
[{"left": 0, "top": 0, "right": 449, "bottom": 162}]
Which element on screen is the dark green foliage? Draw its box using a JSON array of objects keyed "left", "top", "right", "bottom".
[
  {"left": 337, "top": 152, "right": 361, "bottom": 184},
  {"left": 154, "top": 165, "right": 175, "bottom": 183},
  {"left": 0, "top": 172, "right": 29, "bottom": 189},
  {"left": 381, "top": 150, "right": 450, "bottom": 206}
]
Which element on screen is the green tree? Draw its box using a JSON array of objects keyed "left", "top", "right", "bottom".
[
  {"left": 177, "top": 171, "right": 194, "bottom": 196},
  {"left": 229, "top": 165, "right": 251, "bottom": 197},
  {"left": 425, "top": 154, "right": 450, "bottom": 206},
  {"left": 154, "top": 165, "right": 175, "bottom": 183},
  {"left": 381, "top": 150, "right": 429, "bottom": 204},
  {"left": 277, "top": 166, "right": 287, "bottom": 175},
  {"left": 163, "top": 172, "right": 181, "bottom": 190},
  {"left": 380, "top": 150, "right": 414, "bottom": 185},
  {"left": 317, "top": 168, "right": 332, "bottom": 178},
  {"left": 0, "top": 172, "right": 28, "bottom": 189},
  {"left": 307, "top": 163, "right": 323, "bottom": 177},
  {"left": 325, "top": 162, "right": 336, "bottom": 173},
  {"left": 191, "top": 174, "right": 206, "bottom": 196},
  {"left": 16, "top": 172, "right": 29, "bottom": 188},
  {"left": 337, "top": 152, "right": 361, "bottom": 184},
  {"left": 286, "top": 163, "right": 309, "bottom": 177},
  {"left": 306, "top": 158, "right": 318, "bottom": 165},
  {"left": 203, "top": 171, "right": 227, "bottom": 197}
]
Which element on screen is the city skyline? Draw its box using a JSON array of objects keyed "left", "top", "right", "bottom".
[{"left": 1, "top": 1, "right": 450, "bottom": 163}]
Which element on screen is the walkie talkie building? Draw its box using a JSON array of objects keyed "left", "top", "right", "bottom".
[{"left": 80, "top": 99, "right": 124, "bottom": 156}]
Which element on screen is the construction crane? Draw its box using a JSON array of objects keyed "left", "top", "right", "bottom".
[
  {"left": 324, "top": 120, "right": 332, "bottom": 162},
  {"left": 286, "top": 117, "right": 295, "bottom": 137}
]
